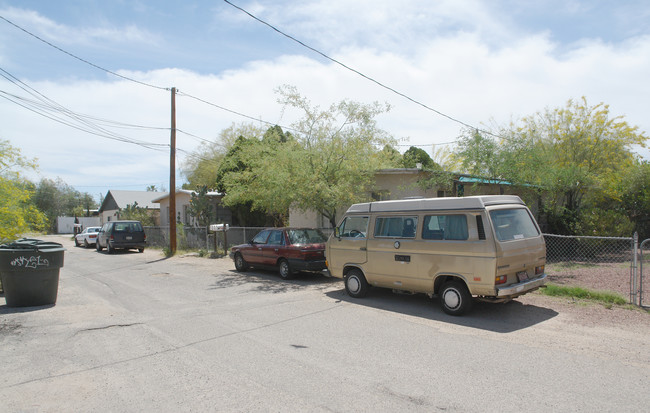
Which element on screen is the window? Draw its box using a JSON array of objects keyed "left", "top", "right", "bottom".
[
  {"left": 374, "top": 216, "right": 418, "bottom": 238},
  {"left": 489, "top": 208, "right": 540, "bottom": 241},
  {"left": 267, "top": 230, "right": 284, "bottom": 245},
  {"left": 339, "top": 216, "right": 369, "bottom": 238},
  {"left": 476, "top": 215, "right": 486, "bottom": 240},
  {"left": 288, "top": 229, "right": 327, "bottom": 244},
  {"left": 183, "top": 205, "right": 190, "bottom": 225},
  {"left": 422, "top": 215, "right": 468, "bottom": 240},
  {"left": 252, "top": 230, "right": 271, "bottom": 244}
]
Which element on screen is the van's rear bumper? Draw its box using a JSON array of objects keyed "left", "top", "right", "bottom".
[{"left": 496, "top": 273, "right": 547, "bottom": 297}]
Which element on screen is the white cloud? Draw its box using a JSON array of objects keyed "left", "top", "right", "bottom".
[{"left": 0, "top": 7, "right": 160, "bottom": 45}]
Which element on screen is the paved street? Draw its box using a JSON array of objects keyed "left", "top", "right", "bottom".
[{"left": 0, "top": 235, "right": 648, "bottom": 412}]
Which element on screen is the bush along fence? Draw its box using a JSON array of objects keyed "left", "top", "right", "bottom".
[{"left": 145, "top": 226, "right": 648, "bottom": 307}]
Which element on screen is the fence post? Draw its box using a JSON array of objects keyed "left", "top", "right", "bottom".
[{"left": 631, "top": 232, "right": 638, "bottom": 305}]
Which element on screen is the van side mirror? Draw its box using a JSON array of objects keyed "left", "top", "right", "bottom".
[{"left": 334, "top": 227, "right": 340, "bottom": 238}]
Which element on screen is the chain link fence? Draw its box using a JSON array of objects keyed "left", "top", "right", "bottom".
[
  {"left": 543, "top": 234, "right": 635, "bottom": 301},
  {"left": 640, "top": 238, "right": 650, "bottom": 308}
]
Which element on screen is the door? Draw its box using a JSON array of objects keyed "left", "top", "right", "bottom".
[
  {"left": 261, "top": 230, "right": 286, "bottom": 265},
  {"left": 245, "top": 229, "right": 271, "bottom": 264},
  {"left": 327, "top": 215, "right": 369, "bottom": 277}
]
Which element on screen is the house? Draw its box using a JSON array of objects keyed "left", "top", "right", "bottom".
[
  {"left": 152, "top": 189, "right": 232, "bottom": 227},
  {"left": 289, "top": 168, "right": 539, "bottom": 228},
  {"left": 98, "top": 190, "right": 166, "bottom": 225}
]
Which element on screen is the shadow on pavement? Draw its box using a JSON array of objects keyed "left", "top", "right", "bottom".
[
  {"left": 325, "top": 287, "right": 558, "bottom": 333},
  {"left": 208, "top": 268, "right": 340, "bottom": 294},
  {"left": 0, "top": 303, "right": 56, "bottom": 314}
]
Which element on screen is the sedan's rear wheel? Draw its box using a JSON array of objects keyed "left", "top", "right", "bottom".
[{"left": 279, "top": 259, "right": 294, "bottom": 280}]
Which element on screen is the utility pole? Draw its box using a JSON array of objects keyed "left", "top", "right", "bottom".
[{"left": 169, "top": 87, "right": 177, "bottom": 255}]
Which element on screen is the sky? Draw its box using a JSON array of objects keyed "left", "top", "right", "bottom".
[{"left": 1, "top": 0, "right": 649, "bottom": 201}]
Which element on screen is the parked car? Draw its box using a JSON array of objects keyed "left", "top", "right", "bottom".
[
  {"left": 74, "top": 226, "right": 102, "bottom": 248},
  {"left": 230, "top": 228, "right": 328, "bottom": 279},
  {"left": 96, "top": 220, "right": 146, "bottom": 253}
]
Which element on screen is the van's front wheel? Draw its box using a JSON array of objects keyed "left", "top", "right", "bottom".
[
  {"left": 440, "top": 280, "right": 472, "bottom": 316},
  {"left": 345, "top": 269, "right": 369, "bottom": 298}
]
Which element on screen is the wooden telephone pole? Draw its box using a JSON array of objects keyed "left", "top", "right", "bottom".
[{"left": 169, "top": 87, "right": 177, "bottom": 254}]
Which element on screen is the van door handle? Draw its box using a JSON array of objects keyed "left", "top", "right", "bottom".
[{"left": 360, "top": 247, "right": 367, "bottom": 251}]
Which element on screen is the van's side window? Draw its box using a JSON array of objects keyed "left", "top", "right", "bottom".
[
  {"left": 375, "top": 216, "right": 418, "bottom": 238},
  {"left": 339, "top": 216, "right": 369, "bottom": 238},
  {"left": 422, "top": 215, "right": 468, "bottom": 240}
]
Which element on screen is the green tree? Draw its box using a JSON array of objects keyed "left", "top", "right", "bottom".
[
  {"left": 33, "top": 178, "right": 97, "bottom": 233},
  {"left": 187, "top": 185, "right": 214, "bottom": 227},
  {"left": 120, "top": 202, "right": 156, "bottom": 226},
  {"left": 182, "top": 123, "right": 265, "bottom": 189},
  {"left": 453, "top": 128, "right": 501, "bottom": 177},
  {"left": 399, "top": 146, "right": 438, "bottom": 169},
  {"left": 217, "top": 127, "right": 296, "bottom": 225},
  {"left": 621, "top": 161, "right": 650, "bottom": 239},
  {"left": 0, "top": 140, "right": 47, "bottom": 241}
]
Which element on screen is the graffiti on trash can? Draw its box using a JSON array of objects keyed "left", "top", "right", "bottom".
[{"left": 10, "top": 256, "right": 50, "bottom": 269}]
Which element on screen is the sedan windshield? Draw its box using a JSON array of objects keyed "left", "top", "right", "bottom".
[{"left": 287, "top": 229, "right": 327, "bottom": 245}]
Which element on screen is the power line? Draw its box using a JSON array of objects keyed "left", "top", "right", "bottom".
[
  {"left": 223, "top": 0, "right": 498, "bottom": 141},
  {"left": 176, "top": 91, "right": 300, "bottom": 134},
  {"left": 2, "top": 11, "right": 462, "bottom": 153},
  {"left": 0, "top": 15, "right": 169, "bottom": 92},
  {"left": 0, "top": 67, "right": 168, "bottom": 151}
]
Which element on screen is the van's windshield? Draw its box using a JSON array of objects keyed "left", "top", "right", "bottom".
[{"left": 489, "top": 208, "right": 540, "bottom": 241}]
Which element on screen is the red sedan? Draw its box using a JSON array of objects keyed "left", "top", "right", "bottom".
[{"left": 230, "top": 228, "right": 328, "bottom": 279}]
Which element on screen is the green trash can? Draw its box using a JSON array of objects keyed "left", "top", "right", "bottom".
[{"left": 0, "top": 239, "right": 66, "bottom": 307}]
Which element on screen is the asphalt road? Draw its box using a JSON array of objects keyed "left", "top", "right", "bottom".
[{"left": 0, "top": 235, "right": 648, "bottom": 412}]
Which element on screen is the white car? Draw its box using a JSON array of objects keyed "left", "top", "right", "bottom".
[{"left": 75, "top": 226, "right": 102, "bottom": 248}]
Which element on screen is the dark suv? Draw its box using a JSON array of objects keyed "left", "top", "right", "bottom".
[{"left": 96, "top": 220, "right": 146, "bottom": 253}]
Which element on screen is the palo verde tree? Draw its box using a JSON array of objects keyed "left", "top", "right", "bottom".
[
  {"left": 273, "top": 85, "right": 396, "bottom": 228},
  {"left": 215, "top": 86, "right": 396, "bottom": 228},
  {"left": 0, "top": 140, "right": 47, "bottom": 241},
  {"left": 456, "top": 97, "right": 648, "bottom": 234}
]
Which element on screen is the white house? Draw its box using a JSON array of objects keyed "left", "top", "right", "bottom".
[{"left": 152, "top": 189, "right": 232, "bottom": 227}]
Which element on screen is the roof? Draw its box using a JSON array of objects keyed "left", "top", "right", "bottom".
[
  {"left": 99, "top": 190, "right": 167, "bottom": 212},
  {"left": 346, "top": 195, "right": 525, "bottom": 213},
  {"left": 151, "top": 189, "right": 224, "bottom": 203},
  {"left": 457, "top": 176, "right": 512, "bottom": 185}
]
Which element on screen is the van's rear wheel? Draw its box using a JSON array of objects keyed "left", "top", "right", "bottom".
[
  {"left": 345, "top": 269, "right": 369, "bottom": 298},
  {"left": 440, "top": 280, "right": 472, "bottom": 316}
]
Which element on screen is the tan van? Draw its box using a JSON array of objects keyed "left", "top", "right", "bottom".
[{"left": 325, "top": 195, "right": 547, "bottom": 315}]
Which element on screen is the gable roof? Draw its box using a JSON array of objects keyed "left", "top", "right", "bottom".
[{"left": 99, "top": 190, "right": 167, "bottom": 212}]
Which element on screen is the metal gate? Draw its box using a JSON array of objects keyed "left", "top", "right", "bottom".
[{"left": 640, "top": 238, "right": 650, "bottom": 308}]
